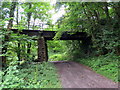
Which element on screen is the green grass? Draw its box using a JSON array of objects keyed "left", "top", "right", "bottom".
[
  {"left": 75, "top": 54, "right": 119, "bottom": 82},
  {"left": 0, "top": 62, "right": 61, "bottom": 88}
]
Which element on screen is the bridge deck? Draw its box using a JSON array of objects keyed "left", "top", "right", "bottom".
[{"left": 11, "top": 29, "right": 89, "bottom": 40}]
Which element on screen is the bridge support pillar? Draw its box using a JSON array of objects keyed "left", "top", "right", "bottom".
[{"left": 38, "top": 36, "right": 48, "bottom": 62}]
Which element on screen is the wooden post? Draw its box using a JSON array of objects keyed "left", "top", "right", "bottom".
[{"left": 38, "top": 36, "right": 48, "bottom": 62}]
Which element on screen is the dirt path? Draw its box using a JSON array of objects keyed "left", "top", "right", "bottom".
[{"left": 53, "top": 61, "right": 118, "bottom": 88}]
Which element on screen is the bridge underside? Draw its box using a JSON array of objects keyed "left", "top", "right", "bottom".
[{"left": 12, "top": 29, "right": 91, "bottom": 62}]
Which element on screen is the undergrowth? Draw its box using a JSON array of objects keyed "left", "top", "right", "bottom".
[
  {"left": 49, "top": 53, "right": 68, "bottom": 61},
  {"left": 0, "top": 62, "right": 61, "bottom": 89},
  {"left": 75, "top": 54, "right": 119, "bottom": 82}
]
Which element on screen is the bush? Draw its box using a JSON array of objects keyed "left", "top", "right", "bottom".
[{"left": 1, "top": 62, "right": 61, "bottom": 89}]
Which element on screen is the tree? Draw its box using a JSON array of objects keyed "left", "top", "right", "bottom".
[
  {"left": 1, "top": 1, "right": 52, "bottom": 66},
  {"left": 54, "top": 2, "right": 120, "bottom": 58},
  {"left": 2, "top": 1, "right": 17, "bottom": 66}
]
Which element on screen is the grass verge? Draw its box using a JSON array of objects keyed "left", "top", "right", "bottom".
[{"left": 75, "top": 54, "right": 119, "bottom": 82}]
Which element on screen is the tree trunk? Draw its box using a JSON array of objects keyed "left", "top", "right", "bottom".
[
  {"left": 27, "top": 3, "right": 32, "bottom": 56},
  {"left": 2, "top": 2, "right": 17, "bottom": 67},
  {"left": 16, "top": 3, "right": 21, "bottom": 61},
  {"left": 103, "top": 2, "right": 110, "bottom": 20}
]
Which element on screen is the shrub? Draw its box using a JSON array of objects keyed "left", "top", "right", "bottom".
[{"left": 1, "top": 62, "right": 61, "bottom": 89}]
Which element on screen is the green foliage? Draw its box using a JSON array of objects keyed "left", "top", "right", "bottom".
[
  {"left": 52, "top": 3, "right": 119, "bottom": 83},
  {"left": 55, "top": 2, "right": 120, "bottom": 56},
  {"left": 22, "top": 2, "right": 51, "bottom": 22},
  {"left": 75, "top": 54, "right": 119, "bottom": 82},
  {"left": 4, "top": 33, "right": 37, "bottom": 65},
  {"left": 1, "top": 2, "right": 119, "bottom": 89},
  {"left": 49, "top": 53, "right": 68, "bottom": 61},
  {"left": 47, "top": 40, "right": 68, "bottom": 61},
  {"left": 1, "top": 1, "right": 52, "bottom": 66},
  {"left": 1, "top": 62, "right": 61, "bottom": 88},
  {"left": 48, "top": 40, "right": 66, "bottom": 53},
  {"left": 53, "top": 31, "right": 64, "bottom": 40}
]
